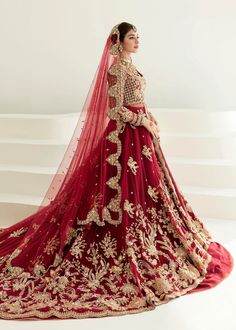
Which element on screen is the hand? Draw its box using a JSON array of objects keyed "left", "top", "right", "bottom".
[{"left": 142, "top": 117, "right": 160, "bottom": 142}]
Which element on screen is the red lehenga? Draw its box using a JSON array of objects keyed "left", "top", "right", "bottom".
[{"left": 0, "top": 24, "right": 233, "bottom": 320}]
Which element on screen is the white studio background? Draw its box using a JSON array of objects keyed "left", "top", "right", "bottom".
[{"left": 0, "top": 0, "right": 235, "bottom": 114}]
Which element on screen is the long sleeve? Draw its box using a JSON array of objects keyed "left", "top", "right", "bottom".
[{"left": 107, "top": 63, "right": 146, "bottom": 126}]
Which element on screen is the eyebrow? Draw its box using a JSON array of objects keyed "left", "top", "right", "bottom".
[{"left": 128, "top": 33, "right": 139, "bottom": 37}]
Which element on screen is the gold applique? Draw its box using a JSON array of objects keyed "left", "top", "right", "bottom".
[
  {"left": 99, "top": 232, "right": 117, "bottom": 258},
  {"left": 147, "top": 185, "right": 159, "bottom": 202},
  {"left": 3, "top": 249, "right": 25, "bottom": 278},
  {"left": 0, "top": 199, "right": 214, "bottom": 319},
  {"left": 33, "top": 263, "right": 47, "bottom": 277},
  {"left": 0, "top": 58, "right": 217, "bottom": 319},
  {"left": 127, "top": 156, "right": 139, "bottom": 175},
  {"left": 43, "top": 234, "right": 60, "bottom": 256},
  {"left": 142, "top": 145, "right": 153, "bottom": 161},
  {"left": 94, "top": 62, "right": 147, "bottom": 226},
  {"left": 123, "top": 199, "right": 135, "bottom": 218},
  {"left": 70, "top": 232, "right": 87, "bottom": 259},
  {"left": 9, "top": 227, "right": 28, "bottom": 238},
  {"left": 76, "top": 192, "right": 108, "bottom": 227},
  {"left": 107, "top": 63, "right": 146, "bottom": 126},
  {"left": 118, "top": 107, "right": 135, "bottom": 122},
  {"left": 123, "top": 68, "right": 146, "bottom": 106},
  {"left": 77, "top": 206, "right": 104, "bottom": 226}
]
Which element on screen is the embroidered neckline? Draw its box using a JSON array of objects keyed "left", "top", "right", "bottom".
[
  {"left": 119, "top": 57, "right": 144, "bottom": 78},
  {"left": 120, "top": 56, "right": 132, "bottom": 65}
]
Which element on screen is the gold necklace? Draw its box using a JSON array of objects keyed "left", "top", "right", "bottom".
[{"left": 120, "top": 56, "right": 132, "bottom": 64}]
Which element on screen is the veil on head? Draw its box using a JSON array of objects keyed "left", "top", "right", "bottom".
[{"left": 37, "top": 23, "right": 124, "bottom": 211}]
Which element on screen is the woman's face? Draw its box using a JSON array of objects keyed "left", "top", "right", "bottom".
[{"left": 121, "top": 29, "right": 139, "bottom": 53}]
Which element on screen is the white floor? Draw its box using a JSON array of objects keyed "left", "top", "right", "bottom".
[{"left": 0, "top": 219, "right": 235, "bottom": 330}]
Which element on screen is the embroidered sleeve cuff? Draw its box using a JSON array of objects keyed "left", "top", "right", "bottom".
[{"left": 118, "top": 107, "right": 146, "bottom": 126}]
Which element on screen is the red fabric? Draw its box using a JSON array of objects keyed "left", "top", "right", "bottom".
[
  {"left": 36, "top": 33, "right": 116, "bottom": 211},
  {"left": 0, "top": 105, "right": 233, "bottom": 320},
  {"left": 185, "top": 241, "right": 234, "bottom": 294}
]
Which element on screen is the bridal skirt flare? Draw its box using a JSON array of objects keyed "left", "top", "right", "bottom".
[{"left": 0, "top": 105, "right": 234, "bottom": 320}]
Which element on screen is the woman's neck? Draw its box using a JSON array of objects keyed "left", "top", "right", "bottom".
[
  {"left": 119, "top": 54, "right": 132, "bottom": 64},
  {"left": 119, "top": 52, "right": 132, "bottom": 61}
]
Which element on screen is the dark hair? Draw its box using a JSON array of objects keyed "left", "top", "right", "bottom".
[{"left": 118, "top": 22, "right": 137, "bottom": 42}]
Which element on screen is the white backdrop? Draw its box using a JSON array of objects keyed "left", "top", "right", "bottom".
[{"left": 0, "top": 0, "right": 235, "bottom": 114}]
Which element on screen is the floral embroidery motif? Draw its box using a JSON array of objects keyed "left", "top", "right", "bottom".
[
  {"left": 0, "top": 197, "right": 213, "bottom": 319},
  {"left": 127, "top": 156, "right": 139, "bottom": 175},
  {"left": 43, "top": 235, "right": 60, "bottom": 255},
  {"left": 100, "top": 232, "right": 117, "bottom": 258},
  {"left": 9, "top": 227, "right": 28, "bottom": 238},
  {"left": 70, "top": 232, "right": 87, "bottom": 258}
]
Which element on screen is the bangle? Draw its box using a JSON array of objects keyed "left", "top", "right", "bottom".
[
  {"left": 140, "top": 115, "right": 145, "bottom": 126},
  {"left": 137, "top": 113, "right": 146, "bottom": 126},
  {"left": 130, "top": 113, "right": 138, "bottom": 125},
  {"left": 135, "top": 113, "right": 142, "bottom": 126}
]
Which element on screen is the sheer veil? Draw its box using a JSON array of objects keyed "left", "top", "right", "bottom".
[{"left": 37, "top": 24, "right": 121, "bottom": 211}]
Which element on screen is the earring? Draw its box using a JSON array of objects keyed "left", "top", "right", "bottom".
[{"left": 118, "top": 44, "right": 123, "bottom": 52}]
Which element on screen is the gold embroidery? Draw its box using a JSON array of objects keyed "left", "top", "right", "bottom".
[
  {"left": 84, "top": 61, "right": 148, "bottom": 227},
  {"left": 123, "top": 66, "right": 146, "bottom": 106},
  {"left": 70, "top": 232, "right": 87, "bottom": 258},
  {"left": 87, "top": 61, "right": 147, "bottom": 227},
  {"left": 0, "top": 200, "right": 213, "bottom": 319},
  {"left": 77, "top": 206, "right": 104, "bottom": 226},
  {"left": 127, "top": 156, "right": 139, "bottom": 175},
  {"left": 33, "top": 263, "right": 47, "bottom": 277},
  {"left": 147, "top": 185, "right": 159, "bottom": 202},
  {"left": 4, "top": 249, "right": 25, "bottom": 278},
  {"left": 153, "top": 142, "right": 213, "bottom": 250},
  {"left": 124, "top": 199, "right": 135, "bottom": 218},
  {"left": 107, "top": 63, "right": 146, "bottom": 126},
  {"left": 9, "top": 227, "right": 28, "bottom": 238},
  {"left": 43, "top": 234, "right": 60, "bottom": 255},
  {"left": 142, "top": 145, "right": 153, "bottom": 161},
  {"left": 99, "top": 232, "right": 117, "bottom": 258},
  {"left": 76, "top": 192, "right": 109, "bottom": 227},
  {"left": 0, "top": 57, "right": 218, "bottom": 319}
]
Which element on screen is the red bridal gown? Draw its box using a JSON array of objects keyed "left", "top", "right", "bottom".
[{"left": 0, "top": 58, "right": 233, "bottom": 320}]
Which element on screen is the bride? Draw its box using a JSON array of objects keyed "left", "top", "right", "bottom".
[{"left": 0, "top": 22, "right": 233, "bottom": 320}]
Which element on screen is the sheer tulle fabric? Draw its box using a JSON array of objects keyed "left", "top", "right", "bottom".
[{"left": 37, "top": 35, "right": 116, "bottom": 211}]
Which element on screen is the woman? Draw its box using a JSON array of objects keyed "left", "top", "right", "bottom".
[{"left": 0, "top": 22, "right": 233, "bottom": 320}]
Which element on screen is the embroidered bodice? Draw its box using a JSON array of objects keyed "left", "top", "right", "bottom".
[{"left": 107, "top": 58, "right": 148, "bottom": 126}]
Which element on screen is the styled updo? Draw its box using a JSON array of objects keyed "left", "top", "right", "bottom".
[{"left": 118, "top": 22, "right": 137, "bottom": 42}]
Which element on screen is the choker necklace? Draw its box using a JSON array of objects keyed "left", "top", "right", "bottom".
[{"left": 120, "top": 56, "right": 132, "bottom": 64}]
